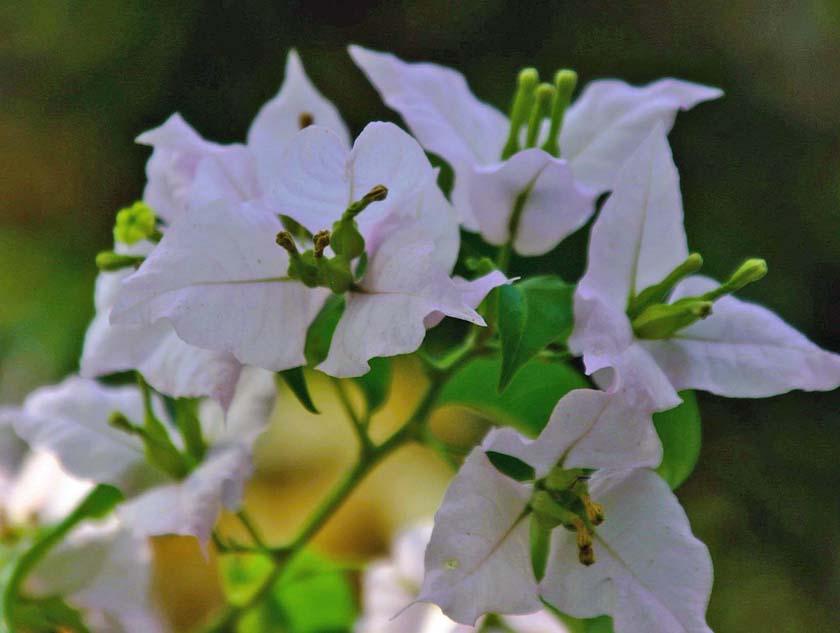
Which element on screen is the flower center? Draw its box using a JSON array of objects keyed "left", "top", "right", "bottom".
[{"left": 530, "top": 467, "right": 604, "bottom": 566}]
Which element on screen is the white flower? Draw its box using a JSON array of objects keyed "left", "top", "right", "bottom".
[
  {"left": 569, "top": 127, "right": 840, "bottom": 411},
  {"left": 0, "top": 418, "right": 164, "bottom": 633},
  {"left": 264, "top": 121, "right": 437, "bottom": 240},
  {"left": 420, "top": 388, "right": 712, "bottom": 633},
  {"left": 357, "top": 522, "right": 569, "bottom": 633},
  {"left": 319, "top": 195, "right": 507, "bottom": 378},
  {"left": 138, "top": 50, "right": 347, "bottom": 223},
  {"left": 113, "top": 123, "right": 505, "bottom": 377},
  {"left": 3, "top": 369, "right": 276, "bottom": 545},
  {"left": 109, "top": 199, "right": 328, "bottom": 373},
  {"left": 348, "top": 46, "right": 720, "bottom": 254},
  {"left": 81, "top": 241, "right": 244, "bottom": 410}
]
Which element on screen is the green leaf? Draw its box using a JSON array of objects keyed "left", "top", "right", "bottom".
[
  {"left": 174, "top": 398, "right": 207, "bottom": 464},
  {"left": 497, "top": 276, "right": 574, "bottom": 390},
  {"left": 353, "top": 357, "right": 391, "bottom": 414},
  {"left": 0, "top": 484, "right": 122, "bottom": 633},
  {"left": 439, "top": 355, "right": 588, "bottom": 437},
  {"left": 303, "top": 294, "right": 346, "bottom": 366},
  {"left": 653, "top": 390, "right": 702, "bottom": 489},
  {"left": 12, "top": 596, "right": 91, "bottom": 633},
  {"left": 278, "top": 368, "right": 319, "bottom": 414},
  {"left": 584, "top": 616, "right": 614, "bottom": 632},
  {"left": 529, "top": 515, "right": 551, "bottom": 582},
  {"left": 486, "top": 451, "right": 535, "bottom": 482},
  {"left": 222, "top": 551, "right": 357, "bottom": 633}
]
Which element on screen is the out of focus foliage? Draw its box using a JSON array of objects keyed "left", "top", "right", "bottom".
[{"left": 2, "top": 2, "right": 840, "bottom": 631}]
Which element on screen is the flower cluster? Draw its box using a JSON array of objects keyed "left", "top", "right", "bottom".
[{"left": 2, "top": 46, "right": 839, "bottom": 633}]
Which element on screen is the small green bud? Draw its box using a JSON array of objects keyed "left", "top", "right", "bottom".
[
  {"left": 96, "top": 250, "right": 145, "bottom": 272},
  {"left": 627, "top": 252, "right": 704, "bottom": 318},
  {"left": 465, "top": 256, "right": 498, "bottom": 276},
  {"left": 502, "top": 67, "right": 539, "bottom": 159},
  {"left": 542, "top": 69, "right": 578, "bottom": 156},
  {"left": 525, "top": 83, "right": 555, "bottom": 148},
  {"left": 703, "top": 258, "right": 768, "bottom": 301},
  {"left": 632, "top": 297, "right": 713, "bottom": 340},
  {"left": 114, "top": 201, "right": 159, "bottom": 245}
]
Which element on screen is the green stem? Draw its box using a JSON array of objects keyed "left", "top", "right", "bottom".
[
  {"left": 236, "top": 510, "right": 268, "bottom": 551},
  {"left": 497, "top": 186, "right": 532, "bottom": 273},
  {"left": 206, "top": 375, "right": 450, "bottom": 631}
]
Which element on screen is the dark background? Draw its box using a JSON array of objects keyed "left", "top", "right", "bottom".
[{"left": 2, "top": 2, "right": 839, "bottom": 631}]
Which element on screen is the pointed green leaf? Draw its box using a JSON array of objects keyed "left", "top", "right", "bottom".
[
  {"left": 439, "top": 355, "right": 588, "bottom": 436},
  {"left": 486, "top": 451, "right": 535, "bottom": 482},
  {"left": 303, "top": 295, "right": 346, "bottom": 367},
  {"left": 654, "top": 390, "right": 702, "bottom": 489},
  {"left": 529, "top": 515, "right": 551, "bottom": 582},
  {"left": 497, "top": 276, "right": 574, "bottom": 390},
  {"left": 584, "top": 616, "right": 614, "bottom": 632},
  {"left": 174, "top": 398, "right": 207, "bottom": 463},
  {"left": 278, "top": 368, "right": 319, "bottom": 414},
  {"left": 352, "top": 357, "right": 391, "bottom": 414}
]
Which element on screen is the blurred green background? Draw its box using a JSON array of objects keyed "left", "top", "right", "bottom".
[{"left": 2, "top": 2, "right": 839, "bottom": 631}]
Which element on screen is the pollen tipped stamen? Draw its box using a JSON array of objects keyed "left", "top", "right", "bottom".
[
  {"left": 542, "top": 69, "right": 578, "bottom": 157},
  {"left": 313, "top": 230, "right": 331, "bottom": 258},
  {"left": 525, "top": 83, "right": 555, "bottom": 149},
  {"left": 276, "top": 231, "right": 299, "bottom": 256},
  {"left": 701, "top": 258, "right": 768, "bottom": 302},
  {"left": 573, "top": 518, "right": 596, "bottom": 566},
  {"left": 628, "top": 252, "right": 704, "bottom": 318},
  {"left": 582, "top": 495, "right": 605, "bottom": 526}
]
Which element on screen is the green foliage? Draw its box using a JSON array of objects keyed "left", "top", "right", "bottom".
[
  {"left": 277, "top": 368, "right": 319, "bottom": 414},
  {"left": 173, "top": 398, "right": 207, "bottom": 464},
  {"left": 497, "top": 276, "right": 574, "bottom": 390},
  {"left": 529, "top": 515, "right": 551, "bottom": 582},
  {"left": 222, "top": 551, "right": 357, "bottom": 633},
  {"left": 439, "top": 355, "right": 588, "bottom": 436},
  {"left": 653, "top": 391, "right": 702, "bottom": 489},
  {"left": 583, "top": 616, "right": 614, "bottom": 632},
  {"left": 353, "top": 357, "right": 391, "bottom": 415},
  {"left": 303, "top": 295, "right": 346, "bottom": 367},
  {"left": 0, "top": 485, "right": 122, "bottom": 633},
  {"left": 12, "top": 597, "right": 90, "bottom": 633},
  {"left": 486, "top": 451, "right": 535, "bottom": 482}
]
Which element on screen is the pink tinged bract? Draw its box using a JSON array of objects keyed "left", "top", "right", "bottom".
[
  {"left": 248, "top": 49, "right": 350, "bottom": 192},
  {"left": 348, "top": 45, "right": 720, "bottom": 241},
  {"left": 318, "top": 217, "right": 506, "bottom": 378},
  {"left": 541, "top": 470, "right": 713, "bottom": 633},
  {"left": 81, "top": 242, "right": 243, "bottom": 411},
  {"left": 469, "top": 148, "right": 596, "bottom": 256},
  {"left": 110, "top": 198, "right": 328, "bottom": 373},
  {"left": 266, "top": 121, "right": 435, "bottom": 238},
  {"left": 137, "top": 113, "right": 258, "bottom": 223}
]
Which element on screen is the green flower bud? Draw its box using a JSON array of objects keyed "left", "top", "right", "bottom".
[
  {"left": 702, "top": 258, "right": 768, "bottom": 301},
  {"left": 95, "top": 251, "right": 145, "bottom": 272},
  {"left": 542, "top": 69, "right": 578, "bottom": 157},
  {"left": 502, "top": 67, "right": 539, "bottom": 159},
  {"left": 627, "top": 252, "right": 704, "bottom": 318},
  {"left": 632, "top": 297, "right": 713, "bottom": 340},
  {"left": 114, "top": 201, "right": 159, "bottom": 245},
  {"left": 525, "top": 83, "right": 555, "bottom": 148}
]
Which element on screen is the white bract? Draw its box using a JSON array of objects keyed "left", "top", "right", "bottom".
[
  {"left": 569, "top": 127, "right": 840, "bottom": 411},
  {"left": 320, "top": 195, "right": 507, "bottom": 377},
  {"left": 109, "top": 199, "right": 327, "bottom": 373},
  {"left": 0, "top": 419, "right": 164, "bottom": 633},
  {"left": 3, "top": 369, "right": 276, "bottom": 545},
  {"left": 139, "top": 50, "right": 347, "bottom": 224},
  {"left": 420, "top": 388, "right": 712, "bottom": 633},
  {"left": 81, "top": 241, "right": 244, "bottom": 410},
  {"left": 349, "top": 45, "right": 720, "bottom": 254},
  {"left": 357, "top": 522, "right": 569, "bottom": 633}
]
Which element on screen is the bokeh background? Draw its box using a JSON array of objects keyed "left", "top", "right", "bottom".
[{"left": 2, "top": 2, "right": 840, "bottom": 631}]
